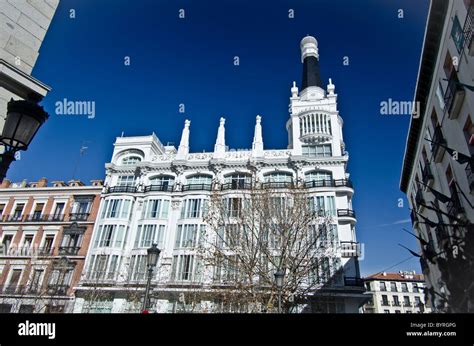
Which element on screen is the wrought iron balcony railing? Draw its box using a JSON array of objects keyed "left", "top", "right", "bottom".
[
  {"left": 261, "top": 181, "right": 294, "bottom": 189},
  {"left": 69, "top": 213, "right": 90, "bottom": 221},
  {"left": 444, "top": 71, "right": 465, "bottom": 119},
  {"left": 46, "top": 284, "right": 70, "bottom": 296},
  {"left": 337, "top": 209, "right": 356, "bottom": 218},
  {"left": 143, "top": 184, "right": 174, "bottom": 192},
  {"left": 181, "top": 183, "right": 213, "bottom": 192},
  {"left": 58, "top": 246, "right": 81, "bottom": 256},
  {"left": 105, "top": 186, "right": 138, "bottom": 194},
  {"left": 432, "top": 125, "right": 447, "bottom": 163},
  {"left": 422, "top": 164, "right": 434, "bottom": 186},
  {"left": 221, "top": 182, "right": 253, "bottom": 191}
]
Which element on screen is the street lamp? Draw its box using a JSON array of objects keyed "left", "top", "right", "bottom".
[
  {"left": 0, "top": 99, "right": 49, "bottom": 182},
  {"left": 274, "top": 270, "right": 285, "bottom": 313},
  {"left": 141, "top": 243, "right": 161, "bottom": 312}
]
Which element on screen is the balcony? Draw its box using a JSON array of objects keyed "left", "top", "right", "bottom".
[
  {"left": 69, "top": 213, "right": 90, "bottom": 221},
  {"left": 58, "top": 246, "right": 81, "bottom": 256},
  {"left": 221, "top": 182, "right": 252, "bottom": 191},
  {"left": 23, "top": 214, "right": 66, "bottom": 222},
  {"left": 392, "top": 301, "right": 401, "bottom": 307},
  {"left": 304, "top": 179, "right": 334, "bottom": 188},
  {"left": 446, "top": 186, "right": 465, "bottom": 219},
  {"left": 4, "top": 246, "right": 54, "bottom": 257},
  {"left": 466, "top": 162, "right": 474, "bottom": 193},
  {"left": 2, "top": 214, "right": 25, "bottom": 222},
  {"left": 143, "top": 184, "right": 174, "bottom": 193},
  {"left": 181, "top": 183, "right": 213, "bottom": 192},
  {"left": 444, "top": 72, "right": 465, "bottom": 119},
  {"left": 261, "top": 181, "right": 294, "bottom": 189},
  {"left": 403, "top": 301, "right": 412, "bottom": 307},
  {"left": 46, "top": 284, "right": 70, "bottom": 296},
  {"left": 337, "top": 209, "right": 356, "bottom": 222},
  {"left": 432, "top": 125, "right": 447, "bottom": 163},
  {"left": 381, "top": 300, "right": 390, "bottom": 307},
  {"left": 340, "top": 241, "right": 361, "bottom": 257},
  {"left": 410, "top": 209, "right": 418, "bottom": 225},
  {"left": 415, "top": 189, "right": 425, "bottom": 210},
  {"left": 421, "top": 164, "right": 434, "bottom": 187},
  {"left": 105, "top": 186, "right": 137, "bottom": 194}
]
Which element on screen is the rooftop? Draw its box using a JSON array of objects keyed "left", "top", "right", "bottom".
[{"left": 365, "top": 271, "right": 425, "bottom": 282}]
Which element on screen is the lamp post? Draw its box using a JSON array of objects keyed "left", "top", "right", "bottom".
[
  {"left": 141, "top": 243, "right": 161, "bottom": 313},
  {"left": 0, "top": 99, "right": 49, "bottom": 183},
  {"left": 274, "top": 270, "right": 285, "bottom": 313}
]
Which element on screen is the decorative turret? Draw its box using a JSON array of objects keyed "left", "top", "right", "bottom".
[
  {"left": 300, "top": 36, "right": 322, "bottom": 90},
  {"left": 252, "top": 115, "right": 264, "bottom": 157},
  {"left": 176, "top": 119, "right": 190, "bottom": 159},
  {"left": 213, "top": 117, "right": 226, "bottom": 159}
]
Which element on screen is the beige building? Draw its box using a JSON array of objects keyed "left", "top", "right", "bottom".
[
  {"left": 0, "top": 178, "right": 102, "bottom": 313},
  {"left": 362, "top": 272, "right": 431, "bottom": 314},
  {"left": 400, "top": 0, "right": 474, "bottom": 312}
]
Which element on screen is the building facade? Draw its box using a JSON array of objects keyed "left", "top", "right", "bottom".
[
  {"left": 73, "top": 36, "right": 366, "bottom": 313},
  {"left": 362, "top": 272, "right": 431, "bottom": 314},
  {"left": 0, "top": 178, "right": 102, "bottom": 313},
  {"left": 400, "top": 0, "right": 474, "bottom": 312},
  {"left": 0, "top": 0, "right": 59, "bottom": 133}
]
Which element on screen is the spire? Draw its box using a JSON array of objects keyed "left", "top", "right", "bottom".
[
  {"left": 252, "top": 115, "right": 264, "bottom": 157},
  {"left": 300, "top": 35, "right": 322, "bottom": 90},
  {"left": 213, "top": 117, "right": 226, "bottom": 158},
  {"left": 327, "top": 78, "right": 335, "bottom": 95},
  {"left": 176, "top": 119, "right": 190, "bottom": 159},
  {"left": 291, "top": 81, "right": 298, "bottom": 98}
]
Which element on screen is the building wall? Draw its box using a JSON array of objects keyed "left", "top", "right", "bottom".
[
  {"left": 0, "top": 0, "right": 59, "bottom": 140},
  {"left": 403, "top": 0, "right": 474, "bottom": 311},
  {"left": 0, "top": 179, "right": 102, "bottom": 313}
]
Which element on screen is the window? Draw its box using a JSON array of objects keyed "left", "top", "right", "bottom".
[
  {"left": 443, "top": 51, "right": 453, "bottom": 78},
  {"left": 302, "top": 144, "right": 332, "bottom": 157},
  {"left": 1, "top": 234, "right": 13, "bottom": 253},
  {"left": 175, "top": 224, "right": 202, "bottom": 248},
  {"left": 309, "top": 196, "right": 336, "bottom": 216},
  {"left": 391, "top": 282, "right": 398, "bottom": 292},
  {"left": 7, "top": 269, "right": 22, "bottom": 291},
  {"left": 30, "top": 269, "right": 44, "bottom": 293},
  {"left": 395, "top": 310, "right": 401, "bottom": 313},
  {"left": 42, "top": 235, "right": 55, "bottom": 253},
  {"left": 403, "top": 296, "right": 411, "bottom": 306},
  {"left": 180, "top": 199, "right": 207, "bottom": 219},
  {"left": 224, "top": 173, "right": 252, "bottom": 189},
  {"left": 384, "top": 310, "right": 390, "bottom": 314},
  {"left": 225, "top": 198, "right": 242, "bottom": 218},
  {"left": 393, "top": 295, "right": 400, "bottom": 306},
  {"left": 149, "top": 175, "right": 175, "bottom": 187},
  {"left": 101, "top": 199, "right": 133, "bottom": 219},
  {"left": 117, "top": 175, "right": 135, "bottom": 187},
  {"left": 122, "top": 156, "right": 142, "bottom": 165},
  {"left": 0, "top": 203, "right": 5, "bottom": 216},
  {"left": 142, "top": 199, "right": 170, "bottom": 219},
  {"left": 305, "top": 171, "right": 332, "bottom": 184},
  {"left": 380, "top": 282, "right": 387, "bottom": 291},
  {"left": 451, "top": 15, "right": 465, "bottom": 53},
  {"left": 187, "top": 175, "right": 212, "bottom": 185},
  {"left": 12, "top": 203, "right": 25, "bottom": 220},
  {"left": 171, "top": 255, "right": 198, "bottom": 281},
  {"left": 19, "top": 305, "right": 35, "bottom": 313},
  {"left": 401, "top": 282, "right": 408, "bottom": 292},
  {"left": 365, "top": 282, "right": 371, "bottom": 291},
  {"left": 52, "top": 203, "right": 65, "bottom": 219},
  {"left": 436, "top": 81, "right": 445, "bottom": 110},
  {"left": 71, "top": 197, "right": 93, "bottom": 216},
  {"left": 415, "top": 296, "right": 422, "bottom": 306},
  {"left": 32, "top": 203, "right": 44, "bottom": 219},
  {"left": 94, "top": 225, "right": 127, "bottom": 248},
  {"left": 382, "top": 294, "right": 389, "bottom": 306},
  {"left": 135, "top": 224, "right": 165, "bottom": 248},
  {"left": 88, "top": 254, "right": 118, "bottom": 280},
  {"left": 129, "top": 255, "right": 147, "bottom": 281},
  {"left": 264, "top": 172, "right": 293, "bottom": 183},
  {"left": 23, "top": 235, "right": 34, "bottom": 248}
]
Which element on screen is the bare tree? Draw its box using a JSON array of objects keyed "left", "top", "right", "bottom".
[{"left": 200, "top": 183, "right": 339, "bottom": 313}]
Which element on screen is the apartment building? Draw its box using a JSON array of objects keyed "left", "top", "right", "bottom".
[{"left": 0, "top": 178, "right": 102, "bottom": 313}]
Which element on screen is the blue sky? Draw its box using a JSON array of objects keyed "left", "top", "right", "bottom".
[{"left": 9, "top": 0, "right": 430, "bottom": 276}]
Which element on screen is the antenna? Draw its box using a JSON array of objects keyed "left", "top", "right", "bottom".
[{"left": 72, "top": 141, "right": 91, "bottom": 180}]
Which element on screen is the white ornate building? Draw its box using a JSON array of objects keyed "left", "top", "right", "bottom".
[{"left": 73, "top": 36, "right": 366, "bottom": 313}]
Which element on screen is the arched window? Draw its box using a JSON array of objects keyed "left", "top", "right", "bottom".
[
  {"left": 263, "top": 172, "right": 293, "bottom": 188},
  {"left": 187, "top": 174, "right": 212, "bottom": 185},
  {"left": 223, "top": 173, "right": 252, "bottom": 190},
  {"left": 305, "top": 171, "right": 333, "bottom": 187},
  {"left": 147, "top": 175, "right": 175, "bottom": 192},
  {"left": 122, "top": 156, "right": 142, "bottom": 165}
]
